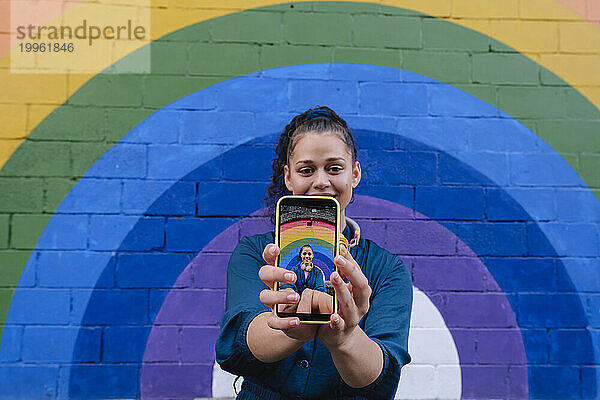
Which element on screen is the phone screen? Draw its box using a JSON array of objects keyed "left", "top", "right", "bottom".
[{"left": 276, "top": 196, "right": 339, "bottom": 321}]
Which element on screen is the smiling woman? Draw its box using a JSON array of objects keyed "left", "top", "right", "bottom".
[
  {"left": 215, "top": 107, "right": 413, "bottom": 399},
  {"left": 265, "top": 107, "right": 360, "bottom": 227}
]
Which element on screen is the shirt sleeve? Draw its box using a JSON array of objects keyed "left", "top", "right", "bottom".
[
  {"left": 215, "top": 235, "right": 272, "bottom": 377},
  {"left": 338, "top": 256, "right": 413, "bottom": 399}
]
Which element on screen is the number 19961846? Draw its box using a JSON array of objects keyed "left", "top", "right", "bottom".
[{"left": 19, "top": 42, "right": 74, "bottom": 53}]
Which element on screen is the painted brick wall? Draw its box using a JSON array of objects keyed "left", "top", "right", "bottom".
[{"left": 0, "top": 1, "right": 599, "bottom": 399}]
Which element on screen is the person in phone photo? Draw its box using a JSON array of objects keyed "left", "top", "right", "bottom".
[
  {"left": 280, "top": 244, "right": 327, "bottom": 294},
  {"left": 216, "top": 106, "right": 413, "bottom": 399},
  {"left": 277, "top": 244, "right": 329, "bottom": 316}
]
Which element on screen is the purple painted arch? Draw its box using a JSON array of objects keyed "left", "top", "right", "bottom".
[{"left": 141, "top": 195, "right": 528, "bottom": 399}]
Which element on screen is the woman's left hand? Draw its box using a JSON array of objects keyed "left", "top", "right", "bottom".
[{"left": 318, "top": 244, "right": 372, "bottom": 349}]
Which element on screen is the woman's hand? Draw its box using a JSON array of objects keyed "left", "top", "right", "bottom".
[
  {"left": 276, "top": 288, "right": 300, "bottom": 314},
  {"left": 318, "top": 244, "right": 372, "bottom": 350},
  {"left": 258, "top": 243, "right": 318, "bottom": 342},
  {"left": 298, "top": 289, "right": 333, "bottom": 314}
]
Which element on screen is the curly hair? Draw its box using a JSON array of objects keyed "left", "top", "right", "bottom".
[{"left": 264, "top": 106, "right": 357, "bottom": 223}]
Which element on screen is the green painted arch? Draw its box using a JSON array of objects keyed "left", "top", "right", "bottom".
[{"left": 1, "top": 1, "right": 600, "bottom": 329}]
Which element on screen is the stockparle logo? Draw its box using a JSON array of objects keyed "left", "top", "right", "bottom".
[{"left": 9, "top": 0, "right": 151, "bottom": 74}]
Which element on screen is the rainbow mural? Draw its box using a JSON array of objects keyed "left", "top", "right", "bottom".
[
  {"left": 0, "top": 0, "right": 599, "bottom": 399},
  {"left": 279, "top": 219, "right": 336, "bottom": 275}
]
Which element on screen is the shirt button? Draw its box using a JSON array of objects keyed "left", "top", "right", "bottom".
[{"left": 299, "top": 359, "right": 309, "bottom": 369}]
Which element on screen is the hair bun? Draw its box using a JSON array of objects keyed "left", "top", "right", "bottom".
[{"left": 305, "top": 109, "right": 334, "bottom": 121}]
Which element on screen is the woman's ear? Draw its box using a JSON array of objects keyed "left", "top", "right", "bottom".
[
  {"left": 352, "top": 161, "right": 362, "bottom": 188},
  {"left": 284, "top": 165, "right": 293, "bottom": 192}
]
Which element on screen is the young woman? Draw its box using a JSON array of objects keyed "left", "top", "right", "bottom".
[
  {"left": 280, "top": 244, "right": 327, "bottom": 295},
  {"left": 216, "top": 107, "right": 413, "bottom": 399}
]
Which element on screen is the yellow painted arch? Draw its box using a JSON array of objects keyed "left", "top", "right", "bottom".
[{"left": 1, "top": 0, "right": 600, "bottom": 170}]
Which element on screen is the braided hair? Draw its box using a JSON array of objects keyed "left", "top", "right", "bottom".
[{"left": 264, "top": 106, "right": 358, "bottom": 223}]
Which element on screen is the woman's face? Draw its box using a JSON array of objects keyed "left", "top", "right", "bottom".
[
  {"left": 300, "top": 246, "right": 314, "bottom": 263},
  {"left": 284, "top": 132, "right": 361, "bottom": 213}
]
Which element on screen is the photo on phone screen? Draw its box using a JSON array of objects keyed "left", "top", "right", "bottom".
[{"left": 275, "top": 196, "right": 339, "bottom": 322}]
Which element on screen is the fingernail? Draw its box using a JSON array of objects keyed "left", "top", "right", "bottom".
[
  {"left": 287, "top": 293, "right": 299, "bottom": 301},
  {"left": 290, "top": 319, "right": 299, "bottom": 327},
  {"left": 332, "top": 314, "right": 339, "bottom": 323},
  {"left": 284, "top": 272, "right": 295, "bottom": 281},
  {"left": 335, "top": 255, "right": 347, "bottom": 266},
  {"left": 331, "top": 272, "right": 340, "bottom": 283},
  {"left": 271, "top": 246, "right": 277, "bottom": 254}
]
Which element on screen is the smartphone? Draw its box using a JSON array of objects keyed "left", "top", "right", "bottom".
[{"left": 274, "top": 195, "right": 341, "bottom": 323}]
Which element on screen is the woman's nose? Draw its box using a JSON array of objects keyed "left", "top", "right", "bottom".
[{"left": 312, "top": 170, "right": 330, "bottom": 189}]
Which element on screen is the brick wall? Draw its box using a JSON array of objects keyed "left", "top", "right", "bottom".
[{"left": 0, "top": 1, "right": 599, "bottom": 399}]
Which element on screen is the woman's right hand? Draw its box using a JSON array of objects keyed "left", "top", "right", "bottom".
[{"left": 258, "top": 243, "right": 318, "bottom": 342}]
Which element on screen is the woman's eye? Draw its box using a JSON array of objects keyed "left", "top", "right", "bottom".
[
  {"left": 298, "top": 168, "right": 313, "bottom": 174},
  {"left": 329, "top": 165, "right": 343, "bottom": 173}
]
